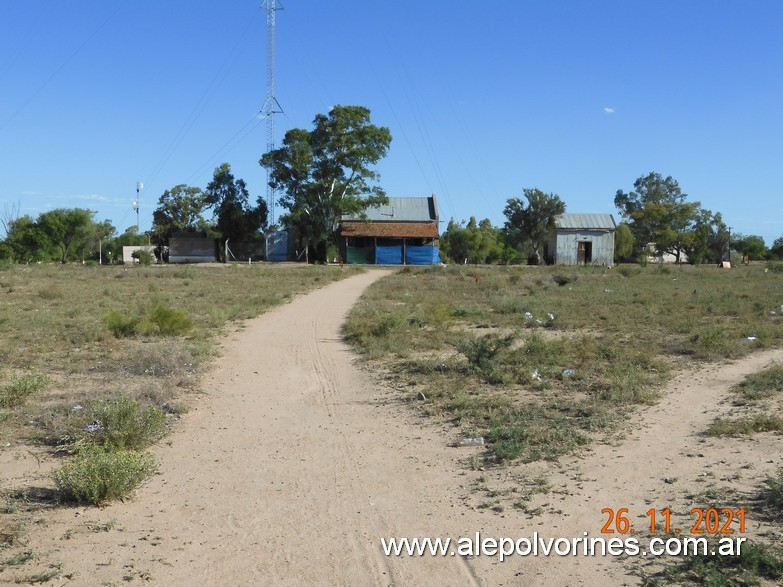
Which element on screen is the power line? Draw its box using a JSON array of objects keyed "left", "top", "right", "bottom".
[{"left": 0, "top": 1, "right": 129, "bottom": 132}]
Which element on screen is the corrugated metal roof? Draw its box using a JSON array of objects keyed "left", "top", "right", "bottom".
[
  {"left": 555, "top": 213, "right": 616, "bottom": 230},
  {"left": 340, "top": 221, "right": 439, "bottom": 239},
  {"left": 342, "top": 196, "right": 437, "bottom": 222}
]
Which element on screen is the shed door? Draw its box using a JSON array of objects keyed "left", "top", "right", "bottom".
[{"left": 577, "top": 241, "right": 592, "bottom": 265}]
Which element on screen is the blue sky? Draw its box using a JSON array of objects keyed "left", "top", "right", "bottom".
[{"left": 1, "top": 1, "right": 781, "bottom": 244}]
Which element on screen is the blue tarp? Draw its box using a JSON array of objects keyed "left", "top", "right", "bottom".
[
  {"left": 405, "top": 246, "right": 440, "bottom": 265},
  {"left": 375, "top": 246, "right": 403, "bottom": 265}
]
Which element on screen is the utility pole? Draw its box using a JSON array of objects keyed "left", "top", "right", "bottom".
[
  {"left": 133, "top": 182, "right": 143, "bottom": 234},
  {"left": 261, "top": 0, "right": 283, "bottom": 225}
]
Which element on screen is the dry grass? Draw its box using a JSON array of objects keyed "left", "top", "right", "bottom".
[
  {"left": 344, "top": 263, "right": 783, "bottom": 462},
  {"left": 0, "top": 263, "right": 360, "bottom": 506}
]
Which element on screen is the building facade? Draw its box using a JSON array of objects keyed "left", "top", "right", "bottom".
[
  {"left": 339, "top": 196, "right": 440, "bottom": 265},
  {"left": 550, "top": 213, "right": 616, "bottom": 266}
]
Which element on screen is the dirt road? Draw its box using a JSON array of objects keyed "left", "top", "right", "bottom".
[{"left": 6, "top": 270, "right": 781, "bottom": 586}]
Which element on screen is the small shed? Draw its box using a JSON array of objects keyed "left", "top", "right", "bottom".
[
  {"left": 339, "top": 196, "right": 440, "bottom": 265},
  {"left": 122, "top": 246, "right": 156, "bottom": 264},
  {"left": 169, "top": 232, "right": 216, "bottom": 263},
  {"left": 550, "top": 213, "right": 616, "bottom": 266}
]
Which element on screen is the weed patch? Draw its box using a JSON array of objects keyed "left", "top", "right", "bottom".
[
  {"left": 643, "top": 540, "right": 783, "bottom": 586},
  {"left": 763, "top": 468, "right": 783, "bottom": 513},
  {"left": 486, "top": 403, "right": 594, "bottom": 462},
  {"left": 0, "top": 374, "right": 48, "bottom": 408},
  {"left": 705, "top": 414, "right": 783, "bottom": 437},
  {"left": 730, "top": 362, "right": 783, "bottom": 403}
]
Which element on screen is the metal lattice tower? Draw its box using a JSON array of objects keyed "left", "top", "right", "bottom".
[{"left": 262, "top": 0, "right": 283, "bottom": 225}]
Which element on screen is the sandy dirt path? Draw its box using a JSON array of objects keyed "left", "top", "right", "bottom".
[
  {"left": 5, "top": 271, "right": 781, "bottom": 586},
  {"left": 11, "top": 270, "right": 496, "bottom": 585},
  {"left": 518, "top": 347, "right": 783, "bottom": 585}
]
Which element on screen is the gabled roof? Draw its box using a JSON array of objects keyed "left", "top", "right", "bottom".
[
  {"left": 555, "top": 213, "right": 616, "bottom": 230},
  {"left": 342, "top": 196, "right": 437, "bottom": 223},
  {"left": 340, "top": 221, "right": 439, "bottom": 239}
]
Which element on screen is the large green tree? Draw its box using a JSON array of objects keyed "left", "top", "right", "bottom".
[
  {"left": 614, "top": 172, "right": 702, "bottom": 263},
  {"left": 770, "top": 236, "right": 783, "bottom": 261},
  {"left": 36, "top": 208, "right": 96, "bottom": 264},
  {"left": 2, "top": 215, "right": 53, "bottom": 262},
  {"left": 441, "top": 217, "right": 506, "bottom": 264},
  {"left": 205, "top": 163, "right": 267, "bottom": 255},
  {"left": 260, "top": 105, "right": 392, "bottom": 262},
  {"left": 503, "top": 188, "right": 566, "bottom": 265},
  {"left": 681, "top": 209, "right": 729, "bottom": 264},
  {"left": 152, "top": 184, "right": 209, "bottom": 244},
  {"left": 732, "top": 233, "right": 767, "bottom": 261}
]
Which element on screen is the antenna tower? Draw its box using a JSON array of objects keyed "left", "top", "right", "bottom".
[{"left": 262, "top": 0, "right": 283, "bottom": 225}]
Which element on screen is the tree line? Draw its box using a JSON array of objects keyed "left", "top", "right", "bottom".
[
  {"left": 440, "top": 173, "right": 780, "bottom": 265},
  {"left": 1, "top": 105, "right": 781, "bottom": 265}
]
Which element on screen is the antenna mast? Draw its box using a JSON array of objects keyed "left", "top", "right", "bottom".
[{"left": 262, "top": 0, "right": 283, "bottom": 225}]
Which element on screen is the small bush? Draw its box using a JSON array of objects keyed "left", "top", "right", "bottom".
[
  {"left": 132, "top": 250, "right": 153, "bottom": 265},
  {"left": 0, "top": 373, "right": 48, "bottom": 408},
  {"left": 105, "top": 311, "right": 140, "bottom": 338},
  {"left": 80, "top": 398, "right": 167, "bottom": 451},
  {"left": 457, "top": 333, "right": 516, "bottom": 382},
  {"left": 53, "top": 446, "right": 156, "bottom": 505},
  {"left": 106, "top": 303, "right": 193, "bottom": 337},
  {"left": 149, "top": 303, "right": 193, "bottom": 335}
]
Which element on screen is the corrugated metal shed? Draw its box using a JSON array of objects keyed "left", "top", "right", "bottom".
[
  {"left": 555, "top": 213, "right": 616, "bottom": 230},
  {"left": 551, "top": 213, "right": 616, "bottom": 266},
  {"left": 342, "top": 196, "right": 436, "bottom": 222}
]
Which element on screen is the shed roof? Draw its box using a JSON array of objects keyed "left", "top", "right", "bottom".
[
  {"left": 340, "top": 221, "right": 439, "bottom": 239},
  {"left": 555, "top": 213, "right": 616, "bottom": 230},
  {"left": 342, "top": 196, "right": 437, "bottom": 222}
]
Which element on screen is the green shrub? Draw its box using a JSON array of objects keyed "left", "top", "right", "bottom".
[
  {"left": 457, "top": 333, "right": 516, "bottom": 381},
  {"left": 106, "top": 303, "right": 193, "bottom": 337},
  {"left": 0, "top": 373, "right": 48, "bottom": 408},
  {"left": 81, "top": 398, "right": 167, "bottom": 451},
  {"left": 105, "top": 311, "right": 140, "bottom": 338},
  {"left": 149, "top": 303, "right": 193, "bottom": 335},
  {"left": 132, "top": 250, "right": 153, "bottom": 265},
  {"left": 53, "top": 446, "right": 156, "bottom": 505}
]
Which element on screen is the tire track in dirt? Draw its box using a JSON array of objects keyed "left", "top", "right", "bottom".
[
  {"left": 518, "top": 349, "right": 783, "bottom": 586},
  {"left": 10, "top": 270, "right": 487, "bottom": 586}
]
